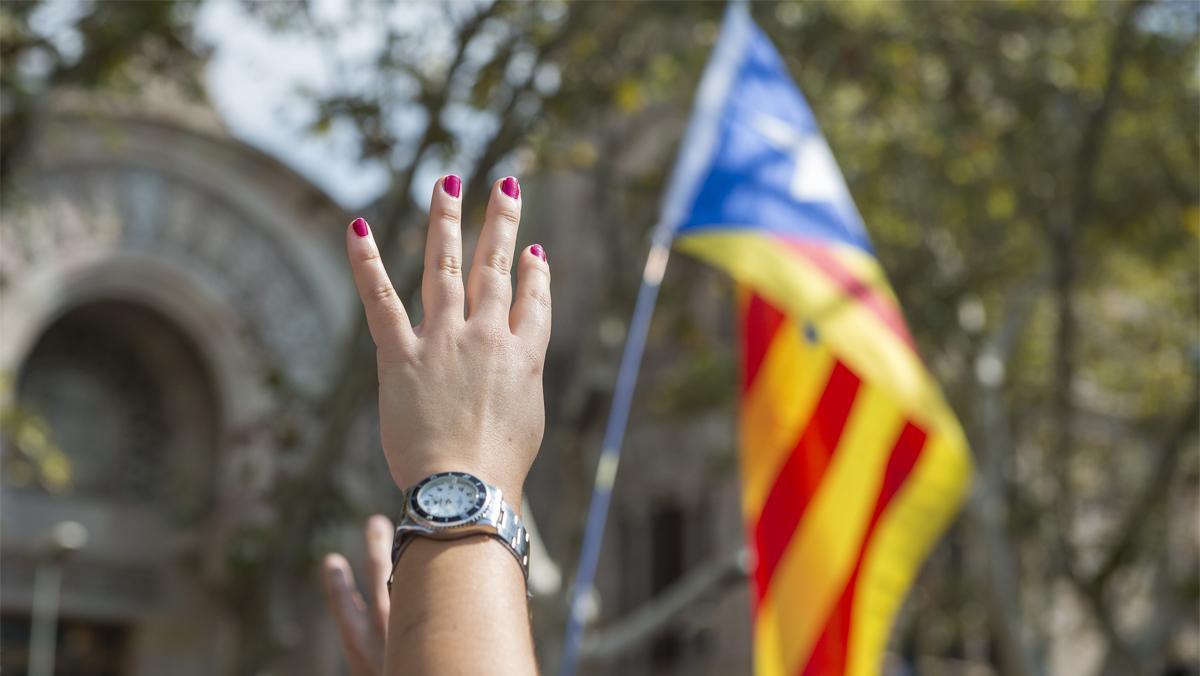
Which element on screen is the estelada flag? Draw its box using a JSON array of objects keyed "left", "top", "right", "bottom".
[{"left": 656, "top": 5, "right": 973, "bottom": 675}]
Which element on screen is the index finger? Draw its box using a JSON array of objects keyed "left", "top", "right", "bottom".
[
  {"left": 466, "top": 176, "right": 521, "bottom": 321},
  {"left": 346, "top": 217, "right": 417, "bottom": 357},
  {"left": 322, "top": 554, "right": 370, "bottom": 658},
  {"left": 364, "top": 514, "right": 393, "bottom": 632}
]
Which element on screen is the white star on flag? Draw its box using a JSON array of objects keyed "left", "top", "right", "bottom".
[{"left": 751, "top": 113, "right": 851, "bottom": 205}]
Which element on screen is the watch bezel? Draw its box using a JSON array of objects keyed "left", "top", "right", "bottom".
[{"left": 407, "top": 471, "right": 489, "bottom": 527}]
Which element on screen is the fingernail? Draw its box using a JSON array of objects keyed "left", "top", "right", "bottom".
[
  {"left": 443, "top": 174, "right": 461, "bottom": 198},
  {"left": 530, "top": 243, "right": 547, "bottom": 263},
  {"left": 331, "top": 567, "right": 349, "bottom": 589},
  {"left": 501, "top": 176, "right": 520, "bottom": 199},
  {"left": 367, "top": 522, "right": 387, "bottom": 543},
  {"left": 351, "top": 217, "right": 368, "bottom": 237}
]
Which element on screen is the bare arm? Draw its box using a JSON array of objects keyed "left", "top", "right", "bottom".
[
  {"left": 386, "top": 537, "right": 535, "bottom": 673},
  {"left": 343, "top": 174, "right": 548, "bottom": 676}
]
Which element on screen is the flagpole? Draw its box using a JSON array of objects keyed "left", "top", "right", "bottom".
[
  {"left": 557, "top": 229, "right": 673, "bottom": 676},
  {"left": 556, "top": 5, "right": 751, "bottom": 671}
]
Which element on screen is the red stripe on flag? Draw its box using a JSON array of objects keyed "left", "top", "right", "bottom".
[
  {"left": 752, "top": 361, "right": 861, "bottom": 601},
  {"left": 741, "top": 292, "right": 788, "bottom": 392},
  {"left": 800, "top": 420, "right": 929, "bottom": 676},
  {"left": 778, "top": 237, "right": 916, "bottom": 351}
]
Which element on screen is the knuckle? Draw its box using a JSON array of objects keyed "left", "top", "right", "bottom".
[
  {"left": 438, "top": 254, "right": 463, "bottom": 276},
  {"left": 486, "top": 323, "right": 510, "bottom": 349},
  {"left": 485, "top": 250, "right": 512, "bottom": 275},
  {"left": 370, "top": 282, "right": 398, "bottom": 305},
  {"left": 469, "top": 320, "right": 510, "bottom": 351},
  {"left": 497, "top": 205, "right": 520, "bottom": 228},
  {"left": 357, "top": 250, "right": 383, "bottom": 265},
  {"left": 452, "top": 330, "right": 470, "bottom": 353},
  {"left": 519, "top": 343, "right": 544, "bottom": 375},
  {"left": 527, "top": 286, "right": 552, "bottom": 313},
  {"left": 433, "top": 204, "right": 460, "bottom": 226}
]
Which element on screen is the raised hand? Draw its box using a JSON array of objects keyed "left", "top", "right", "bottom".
[
  {"left": 341, "top": 176, "right": 546, "bottom": 674},
  {"left": 322, "top": 515, "right": 392, "bottom": 676},
  {"left": 344, "top": 176, "right": 551, "bottom": 505}
]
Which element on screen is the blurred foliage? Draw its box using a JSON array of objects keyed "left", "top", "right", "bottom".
[
  {"left": 0, "top": 0, "right": 203, "bottom": 177},
  {"left": 649, "top": 348, "right": 736, "bottom": 418},
  {"left": 0, "top": 374, "right": 71, "bottom": 492},
  {"left": 1, "top": 0, "right": 1196, "bottom": 674}
]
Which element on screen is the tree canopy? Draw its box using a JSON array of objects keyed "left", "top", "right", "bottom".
[{"left": 1, "top": 1, "right": 1196, "bottom": 674}]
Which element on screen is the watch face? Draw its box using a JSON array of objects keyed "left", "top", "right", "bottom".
[{"left": 410, "top": 472, "right": 488, "bottom": 525}]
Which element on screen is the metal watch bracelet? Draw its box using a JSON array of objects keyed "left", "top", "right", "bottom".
[{"left": 385, "top": 479, "right": 530, "bottom": 593}]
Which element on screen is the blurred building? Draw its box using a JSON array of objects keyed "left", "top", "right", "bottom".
[
  {"left": 0, "top": 90, "right": 356, "bottom": 674},
  {"left": 0, "top": 92, "right": 752, "bottom": 676}
]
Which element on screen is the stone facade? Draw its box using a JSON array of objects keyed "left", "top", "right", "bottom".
[
  {"left": 0, "top": 95, "right": 751, "bottom": 675},
  {"left": 0, "top": 94, "right": 355, "bottom": 673}
]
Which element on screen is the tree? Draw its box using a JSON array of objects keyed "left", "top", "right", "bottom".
[{"left": 2, "top": 1, "right": 1195, "bottom": 674}]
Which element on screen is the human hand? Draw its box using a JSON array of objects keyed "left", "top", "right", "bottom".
[
  {"left": 321, "top": 515, "right": 392, "bottom": 676},
  {"left": 345, "top": 176, "right": 551, "bottom": 503}
]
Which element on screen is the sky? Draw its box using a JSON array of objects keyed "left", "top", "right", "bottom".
[
  {"left": 27, "top": 0, "right": 1198, "bottom": 214},
  {"left": 28, "top": 0, "right": 392, "bottom": 209},
  {"left": 26, "top": 0, "right": 541, "bottom": 211},
  {"left": 195, "top": 0, "right": 392, "bottom": 209}
]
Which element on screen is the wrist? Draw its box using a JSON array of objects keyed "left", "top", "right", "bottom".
[
  {"left": 392, "top": 463, "right": 523, "bottom": 511},
  {"left": 387, "top": 470, "right": 532, "bottom": 592}
]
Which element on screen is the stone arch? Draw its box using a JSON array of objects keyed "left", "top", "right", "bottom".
[
  {"left": 0, "top": 96, "right": 354, "bottom": 674},
  {"left": 16, "top": 297, "right": 219, "bottom": 510},
  {"left": 2, "top": 106, "right": 352, "bottom": 396}
]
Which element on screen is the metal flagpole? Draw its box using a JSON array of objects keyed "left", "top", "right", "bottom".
[
  {"left": 555, "top": 5, "right": 750, "bottom": 673},
  {"left": 557, "top": 229, "right": 673, "bottom": 676}
]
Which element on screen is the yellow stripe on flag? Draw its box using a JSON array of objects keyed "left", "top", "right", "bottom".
[
  {"left": 739, "top": 319, "right": 834, "bottom": 522},
  {"left": 846, "top": 430, "right": 972, "bottom": 676},
  {"left": 694, "top": 230, "right": 973, "bottom": 676},
  {"left": 752, "top": 384, "right": 906, "bottom": 675},
  {"left": 751, "top": 616, "right": 788, "bottom": 676},
  {"left": 679, "top": 232, "right": 962, "bottom": 440}
]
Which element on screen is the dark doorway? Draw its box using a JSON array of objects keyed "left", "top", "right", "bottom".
[{"left": 0, "top": 613, "right": 130, "bottom": 676}]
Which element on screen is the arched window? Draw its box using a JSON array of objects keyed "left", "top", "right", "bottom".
[{"left": 9, "top": 300, "right": 218, "bottom": 512}]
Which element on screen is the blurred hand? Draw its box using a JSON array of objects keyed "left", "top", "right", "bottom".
[
  {"left": 345, "top": 176, "right": 551, "bottom": 502},
  {"left": 322, "top": 515, "right": 392, "bottom": 676}
]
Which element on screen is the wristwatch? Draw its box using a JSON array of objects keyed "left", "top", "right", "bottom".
[{"left": 387, "top": 470, "right": 530, "bottom": 591}]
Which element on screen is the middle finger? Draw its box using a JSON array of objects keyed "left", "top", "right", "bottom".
[{"left": 467, "top": 176, "right": 521, "bottom": 321}]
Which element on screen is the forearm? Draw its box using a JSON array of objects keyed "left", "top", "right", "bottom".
[
  {"left": 385, "top": 535, "right": 536, "bottom": 675},
  {"left": 340, "top": 174, "right": 548, "bottom": 675}
]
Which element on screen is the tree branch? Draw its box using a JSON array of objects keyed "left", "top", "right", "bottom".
[
  {"left": 579, "top": 547, "right": 750, "bottom": 662},
  {"left": 1038, "top": 6, "right": 1148, "bottom": 673},
  {"left": 1089, "top": 395, "right": 1199, "bottom": 589},
  {"left": 461, "top": 1, "right": 601, "bottom": 217},
  {"left": 1047, "top": 0, "right": 1146, "bottom": 589},
  {"left": 968, "top": 268, "right": 1049, "bottom": 676}
]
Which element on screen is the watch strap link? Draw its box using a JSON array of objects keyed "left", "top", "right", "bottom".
[{"left": 496, "top": 500, "right": 531, "bottom": 578}]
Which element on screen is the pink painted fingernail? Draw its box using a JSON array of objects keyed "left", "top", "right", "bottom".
[
  {"left": 530, "top": 243, "right": 547, "bottom": 263},
  {"left": 501, "top": 176, "right": 520, "bottom": 199},
  {"left": 351, "top": 217, "right": 368, "bottom": 237},
  {"left": 443, "top": 174, "right": 461, "bottom": 198}
]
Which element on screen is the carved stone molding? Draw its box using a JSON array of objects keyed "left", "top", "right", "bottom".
[{"left": 0, "top": 99, "right": 353, "bottom": 664}]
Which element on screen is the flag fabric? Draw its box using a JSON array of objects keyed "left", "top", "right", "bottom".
[{"left": 656, "top": 5, "right": 973, "bottom": 676}]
